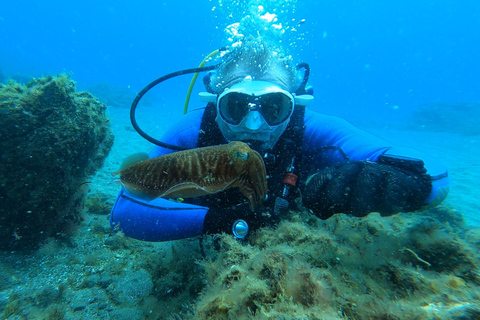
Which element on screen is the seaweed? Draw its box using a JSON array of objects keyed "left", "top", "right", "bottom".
[{"left": 190, "top": 207, "right": 480, "bottom": 319}]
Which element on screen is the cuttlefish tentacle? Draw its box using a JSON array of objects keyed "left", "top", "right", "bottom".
[
  {"left": 235, "top": 148, "right": 268, "bottom": 211},
  {"left": 114, "top": 141, "right": 267, "bottom": 211}
]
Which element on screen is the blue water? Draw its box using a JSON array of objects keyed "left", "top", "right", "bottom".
[{"left": 1, "top": 0, "right": 479, "bottom": 123}]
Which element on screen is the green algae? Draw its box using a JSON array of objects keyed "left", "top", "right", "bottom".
[{"left": 191, "top": 207, "right": 480, "bottom": 319}]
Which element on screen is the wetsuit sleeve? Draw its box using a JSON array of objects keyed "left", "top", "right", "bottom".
[
  {"left": 110, "top": 189, "right": 208, "bottom": 241},
  {"left": 110, "top": 108, "right": 214, "bottom": 242},
  {"left": 302, "top": 110, "right": 392, "bottom": 163}
]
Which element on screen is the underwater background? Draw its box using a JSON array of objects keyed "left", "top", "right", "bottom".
[{"left": 1, "top": 0, "right": 480, "bottom": 319}]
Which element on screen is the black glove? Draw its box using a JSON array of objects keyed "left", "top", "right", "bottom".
[{"left": 302, "top": 157, "right": 432, "bottom": 219}]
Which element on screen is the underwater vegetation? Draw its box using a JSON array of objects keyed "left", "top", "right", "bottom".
[
  {"left": 0, "top": 74, "right": 113, "bottom": 250},
  {"left": 191, "top": 207, "right": 480, "bottom": 319}
]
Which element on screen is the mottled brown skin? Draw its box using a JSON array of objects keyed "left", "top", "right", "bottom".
[{"left": 114, "top": 141, "right": 267, "bottom": 211}]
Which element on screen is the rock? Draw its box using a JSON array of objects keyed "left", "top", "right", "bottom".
[
  {"left": 0, "top": 75, "right": 114, "bottom": 250},
  {"left": 69, "top": 288, "right": 109, "bottom": 312},
  {"left": 107, "top": 269, "right": 153, "bottom": 305},
  {"left": 84, "top": 273, "right": 114, "bottom": 289},
  {"left": 34, "top": 284, "right": 61, "bottom": 307}
]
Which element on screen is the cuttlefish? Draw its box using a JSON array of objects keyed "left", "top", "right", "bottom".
[{"left": 113, "top": 141, "right": 267, "bottom": 211}]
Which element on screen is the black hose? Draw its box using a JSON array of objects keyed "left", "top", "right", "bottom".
[
  {"left": 296, "top": 62, "right": 310, "bottom": 95},
  {"left": 130, "top": 64, "right": 220, "bottom": 151}
]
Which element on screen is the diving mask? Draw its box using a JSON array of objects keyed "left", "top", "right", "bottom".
[
  {"left": 209, "top": 81, "right": 296, "bottom": 151},
  {"left": 217, "top": 81, "right": 295, "bottom": 127}
]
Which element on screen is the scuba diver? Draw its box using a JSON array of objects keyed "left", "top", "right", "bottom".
[{"left": 110, "top": 38, "right": 449, "bottom": 241}]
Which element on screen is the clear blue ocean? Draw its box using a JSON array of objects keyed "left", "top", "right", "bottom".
[{"left": 1, "top": 1, "right": 480, "bottom": 319}]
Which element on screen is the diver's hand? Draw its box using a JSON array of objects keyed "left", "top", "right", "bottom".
[{"left": 303, "top": 160, "right": 432, "bottom": 219}]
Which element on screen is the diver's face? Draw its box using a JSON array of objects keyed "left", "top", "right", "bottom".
[{"left": 215, "top": 80, "right": 294, "bottom": 151}]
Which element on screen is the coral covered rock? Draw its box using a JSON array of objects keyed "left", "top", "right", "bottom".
[{"left": 0, "top": 74, "right": 113, "bottom": 250}]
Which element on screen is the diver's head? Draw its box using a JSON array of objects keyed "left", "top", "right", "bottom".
[
  {"left": 207, "top": 38, "right": 301, "bottom": 151},
  {"left": 208, "top": 38, "right": 298, "bottom": 93}
]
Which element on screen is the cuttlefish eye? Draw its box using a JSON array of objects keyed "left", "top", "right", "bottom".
[{"left": 236, "top": 151, "right": 250, "bottom": 160}]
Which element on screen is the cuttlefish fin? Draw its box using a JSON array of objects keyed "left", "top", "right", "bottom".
[
  {"left": 121, "top": 181, "right": 157, "bottom": 201},
  {"left": 120, "top": 182, "right": 208, "bottom": 202},
  {"left": 113, "top": 152, "right": 150, "bottom": 175},
  {"left": 160, "top": 182, "right": 210, "bottom": 199},
  {"left": 161, "top": 179, "right": 240, "bottom": 199}
]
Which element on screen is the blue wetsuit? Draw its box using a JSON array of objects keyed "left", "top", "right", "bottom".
[{"left": 110, "top": 107, "right": 449, "bottom": 241}]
